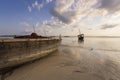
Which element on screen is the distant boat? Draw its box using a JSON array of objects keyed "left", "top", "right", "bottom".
[
  {"left": 0, "top": 32, "right": 61, "bottom": 73},
  {"left": 78, "top": 29, "right": 84, "bottom": 41},
  {"left": 78, "top": 34, "right": 84, "bottom": 41}
]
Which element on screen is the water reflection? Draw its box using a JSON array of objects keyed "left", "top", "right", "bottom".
[
  {"left": 61, "top": 37, "right": 120, "bottom": 80},
  {"left": 78, "top": 39, "right": 84, "bottom": 44}
]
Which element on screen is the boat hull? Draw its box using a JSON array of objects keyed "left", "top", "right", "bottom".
[
  {"left": 78, "top": 36, "right": 84, "bottom": 41},
  {"left": 78, "top": 34, "right": 84, "bottom": 41},
  {"left": 0, "top": 38, "right": 61, "bottom": 72}
]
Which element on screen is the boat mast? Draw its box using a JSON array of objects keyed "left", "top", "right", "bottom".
[
  {"left": 79, "top": 29, "right": 81, "bottom": 34},
  {"left": 43, "top": 28, "right": 47, "bottom": 36},
  {"left": 33, "top": 25, "right": 36, "bottom": 33}
]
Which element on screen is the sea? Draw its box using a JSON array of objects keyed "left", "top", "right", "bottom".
[
  {"left": 1, "top": 37, "right": 120, "bottom": 80},
  {"left": 61, "top": 37, "right": 120, "bottom": 80}
]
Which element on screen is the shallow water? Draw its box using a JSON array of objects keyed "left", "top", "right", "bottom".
[
  {"left": 62, "top": 37, "right": 120, "bottom": 51},
  {"left": 61, "top": 37, "right": 120, "bottom": 80},
  {"left": 5, "top": 37, "right": 120, "bottom": 80}
]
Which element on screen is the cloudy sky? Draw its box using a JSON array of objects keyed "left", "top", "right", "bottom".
[{"left": 0, "top": 0, "right": 120, "bottom": 36}]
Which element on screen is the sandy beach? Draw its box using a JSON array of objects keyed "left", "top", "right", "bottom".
[{"left": 5, "top": 49, "right": 102, "bottom": 80}]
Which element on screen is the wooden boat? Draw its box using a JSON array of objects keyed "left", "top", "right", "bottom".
[
  {"left": 78, "top": 29, "right": 84, "bottom": 41},
  {"left": 0, "top": 33, "right": 61, "bottom": 73},
  {"left": 78, "top": 34, "right": 84, "bottom": 41}
]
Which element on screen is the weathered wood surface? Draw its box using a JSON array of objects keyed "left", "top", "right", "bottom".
[{"left": 0, "top": 38, "right": 61, "bottom": 72}]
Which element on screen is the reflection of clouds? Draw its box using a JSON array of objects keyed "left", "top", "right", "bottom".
[
  {"left": 61, "top": 45, "right": 120, "bottom": 79},
  {"left": 60, "top": 37, "right": 120, "bottom": 80},
  {"left": 85, "top": 50, "right": 119, "bottom": 79},
  {"left": 61, "top": 47, "right": 81, "bottom": 61}
]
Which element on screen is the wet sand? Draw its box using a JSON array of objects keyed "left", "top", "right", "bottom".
[{"left": 5, "top": 44, "right": 120, "bottom": 80}]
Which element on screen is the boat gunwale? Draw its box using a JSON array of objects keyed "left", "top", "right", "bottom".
[{"left": 0, "top": 38, "right": 61, "bottom": 42}]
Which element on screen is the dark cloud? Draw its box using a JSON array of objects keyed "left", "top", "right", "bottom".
[
  {"left": 50, "top": 8, "right": 78, "bottom": 24},
  {"left": 94, "top": 0, "right": 120, "bottom": 13},
  {"left": 50, "top": 8, "right": 70, "bottom": 24},
  {"left": 100, "top": 24, "right": 118, "bottom": 30},
  {"left": 50, "top": 0, "right": 80, "bottom": 24}
]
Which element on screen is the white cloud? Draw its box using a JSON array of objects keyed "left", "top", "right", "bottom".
[
  {"left": 20, "top": 22, "right": 45, "bottom": 35},
  {"left": 25, "top": 0, "right": 120, "bottom": 36},
  {"left": 50, "top": 0, "right": 76, "bottom": 24},
  {"left": 28, "top": 6, "right": 32, "bottom": 12},
  {"left": 34, "top": 22, "right": 39, "bottom": 27},
  {"left": 27, "top": 0, "right": 53, "bottom": 12},
  {"left": 48, "top": 0, "right": 120, "bottom": 30},
  {"left": 27, "top": 0, "right": 43, "bottom": 12},
  {"left": 20, "top": 22, "right": 30, "bottom": 27},
  {"left": 24, "top": 29, "right": 33, "bottom": 34},
  {"left": 47, "top": 17, "right": 68, "bottom": 28},
  {"left": 32, "top": 1, "right": 43, "bottom": 10},
  {"left": 50, "top": 0, "right": 98, "bottom": 27},
  {"left": 46, "top": 0, "right": 52, "bottom": 3}
]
